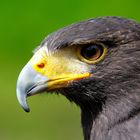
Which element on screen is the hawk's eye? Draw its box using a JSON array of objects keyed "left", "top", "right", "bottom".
[{"left": 78, "top": 44, "right": 107, "bottom": 64}]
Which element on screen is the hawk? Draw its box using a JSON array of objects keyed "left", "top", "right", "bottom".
[{"left": 16, "top": 17, "right": 140, "bottom": 140}]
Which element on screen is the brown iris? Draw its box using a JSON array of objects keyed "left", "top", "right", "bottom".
[{"left": 78, "top": 44, "right": 106, "bottom": 64}]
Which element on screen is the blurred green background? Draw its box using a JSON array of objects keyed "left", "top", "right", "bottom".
[{"left": 0, "top": 0, "right": 139, "bottom": 140}]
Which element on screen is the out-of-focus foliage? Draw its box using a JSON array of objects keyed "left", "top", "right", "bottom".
[{"left": 0, "top": 0, "right": 139, "bottom": 140}]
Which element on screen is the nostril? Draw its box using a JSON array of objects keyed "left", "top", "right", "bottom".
[{"left": 37, "top": 63, "right": 45, "bottom": 69}]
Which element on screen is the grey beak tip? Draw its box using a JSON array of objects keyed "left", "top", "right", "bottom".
[
  {"left": 24, "top": 107, "right": 30, "bottom": 113},
  {"left": 17, "top": 96, "right": 31, "bottom": 113},
  {"left": 17, "top": 100, "right": 30, "bottom": 113}
]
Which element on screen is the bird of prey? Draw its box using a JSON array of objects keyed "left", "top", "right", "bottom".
[{"left": 16, "top": 17, "right": 140, "bottom": 140}]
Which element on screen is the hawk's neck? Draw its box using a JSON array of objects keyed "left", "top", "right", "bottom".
[{"left": 81, "top": 103, "right": 140, "bottom": 140}]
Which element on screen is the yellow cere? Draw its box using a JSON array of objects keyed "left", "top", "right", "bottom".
[
  {"left": 29, "top": 46, "right": 91, "bottom": 81},
  {"left": 47, "top": 73, "right": 91, "bottom": 90}
]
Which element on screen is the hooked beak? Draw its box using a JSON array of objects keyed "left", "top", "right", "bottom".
[
  {"left": 16, "top": 47, "right": 91, "bottom": 113},
  {"left": 16, "top": 63, "right": 48, "bottom": 112},
  {"left": 16, "top": 63, "right": 91, "bottom": 112}
]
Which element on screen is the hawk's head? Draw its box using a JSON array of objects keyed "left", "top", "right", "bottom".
[{"left": 16, "top": 17, "right": 140, "bottom": 140}]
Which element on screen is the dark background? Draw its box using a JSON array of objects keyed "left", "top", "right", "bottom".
[{"left": 0, "top": 0, "right": 139, "bottom": 140}]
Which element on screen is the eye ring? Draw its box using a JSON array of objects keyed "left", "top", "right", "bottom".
[{"left": 77, "top": 43, "right": 107, "bottom": 64}]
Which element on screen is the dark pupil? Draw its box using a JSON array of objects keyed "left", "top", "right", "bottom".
[{"left": 81, "top": 45, "right": 100, "bottom": 59}]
